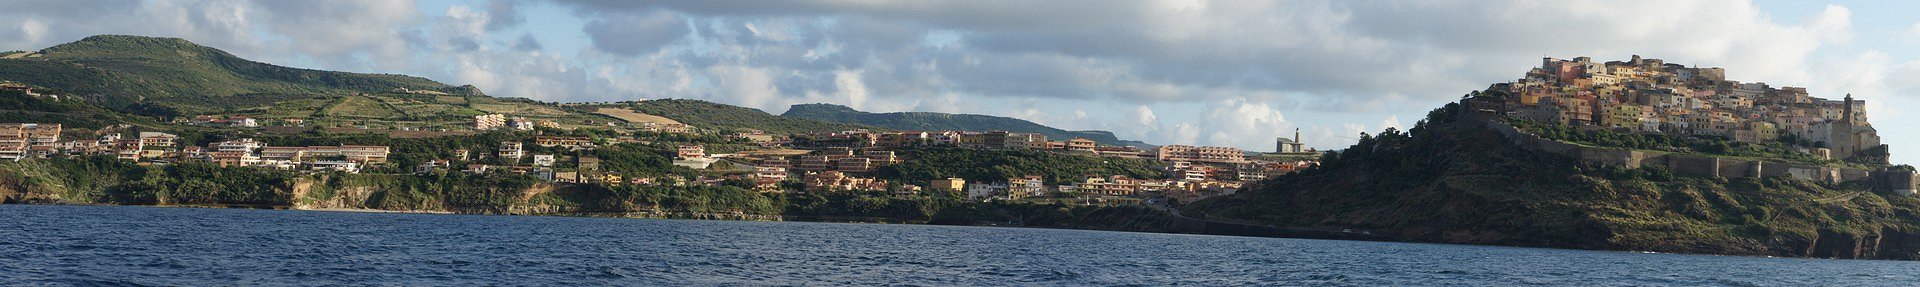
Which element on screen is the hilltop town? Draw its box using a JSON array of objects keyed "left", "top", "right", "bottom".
[{"left": 1468, "top": 56, "right": 1885, "bottom": 164}]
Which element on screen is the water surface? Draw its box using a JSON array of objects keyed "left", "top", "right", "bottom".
[{"left": 1, "top": 205, "right": 1915, "bottom": 286}]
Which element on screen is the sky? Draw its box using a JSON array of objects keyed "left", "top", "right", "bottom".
[{"left": 1, "top": 0, "right": 1917, "bottom": 165}]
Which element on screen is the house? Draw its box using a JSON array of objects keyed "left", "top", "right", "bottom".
[
  {"left": 309, "top": 160, "right": 361, "bottom": 173},
  {"left": 577, "top": 157, "right": 601, "bottom": 172},
  {"left": 1008, "top": 175, "right": 1045, "bottom": 199},
  {"left": 474, "top": 114, "right": 506, "bottom": 130},
  {"left": 212, "top": 139, "right": 264, "bottom": 153},
  {"left": 754, "top": 166, "right": 788, "bottom": 182},
  {"left": 0, "top": 123, "right": 60, "bottom": 160},
  {"left": 534, "top": 136, "right": 593, "bottom": 149},
  {"left": 860, "top": 150, "right": 899, "bottom": 164},
  {"left": 1065, "top": 138, "right": 1097, "bottom": 151},
  {"left": 210, "top": 151, "right": 260, "bottom": 167},
  {"left": 794, "top": 155, "right": 831, "bottom": 171},
  {"left": 499, "top": 141, "right": 524, "bottom": 162},
  {"left": 677, "top": 145, "right": 705, "bottom": 159},
  {"left": 138, "top": 132, "right": 178, "bottom": 148},
  {"left": 325, "top": 145, "right": 391, "bottom": 164},
  {"left": 835, "top": 157, "right": 872, "bottom": 173},
  {"left": 416, "top": 160, "right": 451, "bottom": 174},
  {"left": 554, "top": 171, "right": 581, "bottom": 183},
  {"left": 965, "top": 182, "right": 1008, "bottom": 201},
  {"left": 509, "top": 117, "right": 535, "bottom": 131},
  {"left": 532, "top": 154, "right": 556, "bottom": 167},
  {"left": 260, "top": 147, "right": 306, "bottom": 161},
  {"left": 928, "top": 178, "right": 966, "bottom": 192},
  {"left": 1155, "top": 145, "right": 1246, "bottom": 163}
]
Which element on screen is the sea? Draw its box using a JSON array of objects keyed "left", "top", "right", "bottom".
[{"left": 1, "top": 204, "right": 1916, "bottom": 286}]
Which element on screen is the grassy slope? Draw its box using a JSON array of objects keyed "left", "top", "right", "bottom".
[
  {"left": 1182, "top": 103, "right": 1920, "bottom": 259},
  {"left": 0, "top": 35, "right": 467, "bottom": 113}
]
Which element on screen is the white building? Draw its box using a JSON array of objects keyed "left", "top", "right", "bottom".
[
  {"left": 499, "top": 141, "right": 524, "bottom": 162},
  {"left": 474, "top": 114, "right": 507, "bottom": 130}
]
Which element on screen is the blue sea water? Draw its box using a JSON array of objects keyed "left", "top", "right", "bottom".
[{"left": 1, "top": 205, "right": 1916, "bottom": 286}]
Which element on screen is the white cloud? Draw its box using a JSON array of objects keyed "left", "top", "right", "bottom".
[
  {"left": 831, "top": 69, "right": 870, "bottom": 110},
  {"left": 2, "top": 0, "right": 1912, "bottom": 162},
  {"left": 704, "top": 65, "right": 782, "bottom": 112},
  {"left": 1380, "top": 115, "right": 1403, "bottom": 132},
  {"left": 19, "top": 19, "right": 46, "bottom": 43},
  {"left": 1199, "top": 99, "right": 1292, "bottom": 151}
]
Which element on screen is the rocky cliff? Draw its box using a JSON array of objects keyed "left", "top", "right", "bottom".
[{"left": 1183, "top": 102, "right": 1920, "bottom": 260}]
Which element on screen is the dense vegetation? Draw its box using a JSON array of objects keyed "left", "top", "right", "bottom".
[
  {"left": 1183, "top": 101, "right": 1920, "bottom": 259},
  {"left": 874, "top": 148, "right": 1168, "bottom": 185},
  {"left": 0, "top": 35, "right": 471, "bottom": 114},
  {"left": 0, "top": 156, "right": 296, "bottom": 206},
  {"left": 782, "top": 103, "right": 1147, "bottom": 146},
  {"left": 0, "top": 89, "right": 156, "bottom": 129}
]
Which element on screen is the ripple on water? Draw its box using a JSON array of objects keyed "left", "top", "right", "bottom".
[{"left": 1, "top": 205, "right": 1917, "bottom": 286}]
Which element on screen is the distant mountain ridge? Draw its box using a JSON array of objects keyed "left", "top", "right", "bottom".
[
  {"left": 0, "top": 35, "right": 477, "bottom": 114},
  {"left": 781, "top": 103, "right": 1152, "bottom": 147}
]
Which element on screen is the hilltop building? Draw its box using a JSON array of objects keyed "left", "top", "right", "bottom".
[
  {"left": 1276, "top": 128, "right": 1307, "bottom": 154},
  {"left": 1483, "top": 55, "right": 1887, "bottom": 163}
]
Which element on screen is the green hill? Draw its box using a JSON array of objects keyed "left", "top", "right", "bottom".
[
  {"left": 625, "top": 99, "right": 876, "bottom": 134},
  {"left": 0, "top": 86, "right": 158, "bottom": 130},
  {"left": 1180, "top": 101, "right": 1920, "bottom": 260},
  {"left": 0, "top": 35, "right": 477, "bottom": 115},
  {"left": 781, "top": 103, "right": 1150, "bottom": 147}
]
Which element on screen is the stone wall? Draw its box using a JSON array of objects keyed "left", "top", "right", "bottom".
[{"left": 1481, "top": 120, "right": 1917, "bottom": 193}]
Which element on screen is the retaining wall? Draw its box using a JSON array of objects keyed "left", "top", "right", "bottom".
[{"left": 1482, "top": 120, "right": 1911, "bottom": 192}]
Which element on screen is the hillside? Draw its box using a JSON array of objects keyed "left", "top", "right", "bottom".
[
  {"left": 781, "top": 103, "right": 1150, "bottom": 147},
  {"left": 0, "top": 35, "right": 476, "bottom": 114},
  {"left": 0, "top": 87, "right": 158, "bottom": 130},
  {"left": 1181, "top": 102, "right": 1920, "bottom": 260},
  {"left": 626, "top": 99, "right": 875, "bottom": 134}
]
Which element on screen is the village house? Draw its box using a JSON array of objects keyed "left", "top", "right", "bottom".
[
  {"left": 534, "top": 136, "right": 593, "bottom": 149},
  {"left": 1155, "top": 145, "right": 1247, "bottom": 164},
  {"left": 928, "top": 178, "right": 966, "bottom": 193},
  {"left": 474, "top": 114, "right": 507, "bottom": 130},
  {"left": 801, "top": 171, "right": 887, "bottom": 193},
  {"left": 0, "top": 123, "right": 59, "bottom": 160},
  {"left": 499, "top": 141, "right": 524, "bottom": 162}
]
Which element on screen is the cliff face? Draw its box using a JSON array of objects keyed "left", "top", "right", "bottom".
[{"left": 1183, "top": 104, "right": 1920, "bottom": 260}]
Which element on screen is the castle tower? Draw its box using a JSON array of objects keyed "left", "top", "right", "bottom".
[
  {"left": 1830, "top": 94, "right": 1856, "bottom": 158},
  {"left": 1845, "top": 93, "right": 1855, "bottom": 125}
]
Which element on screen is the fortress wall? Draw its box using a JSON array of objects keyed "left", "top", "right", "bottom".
[
  {"left": 1535, "top": 140, "right": 1582, "bottom": 159},
  {"left": 1577, "top": 148, "right": 1645, "bottom": 169},
  {"left": 1762, "top": 162, "right": 1829, "bottom": 182},
  {"left": 1666, "top": 154, "right": 1723, "bottom": 178},
  {"left": 1482, "top": 119, "right": 1885, "bottom": 185},
  {"left": 1715, "top": 159, "right": 1758, "bottom": 179},
  {"left": 1886, "top": 170, "right": 1918, "bottom": 196},
  {"left": 1840, "top": 169, "right": 1873, "bottom": 183}
]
